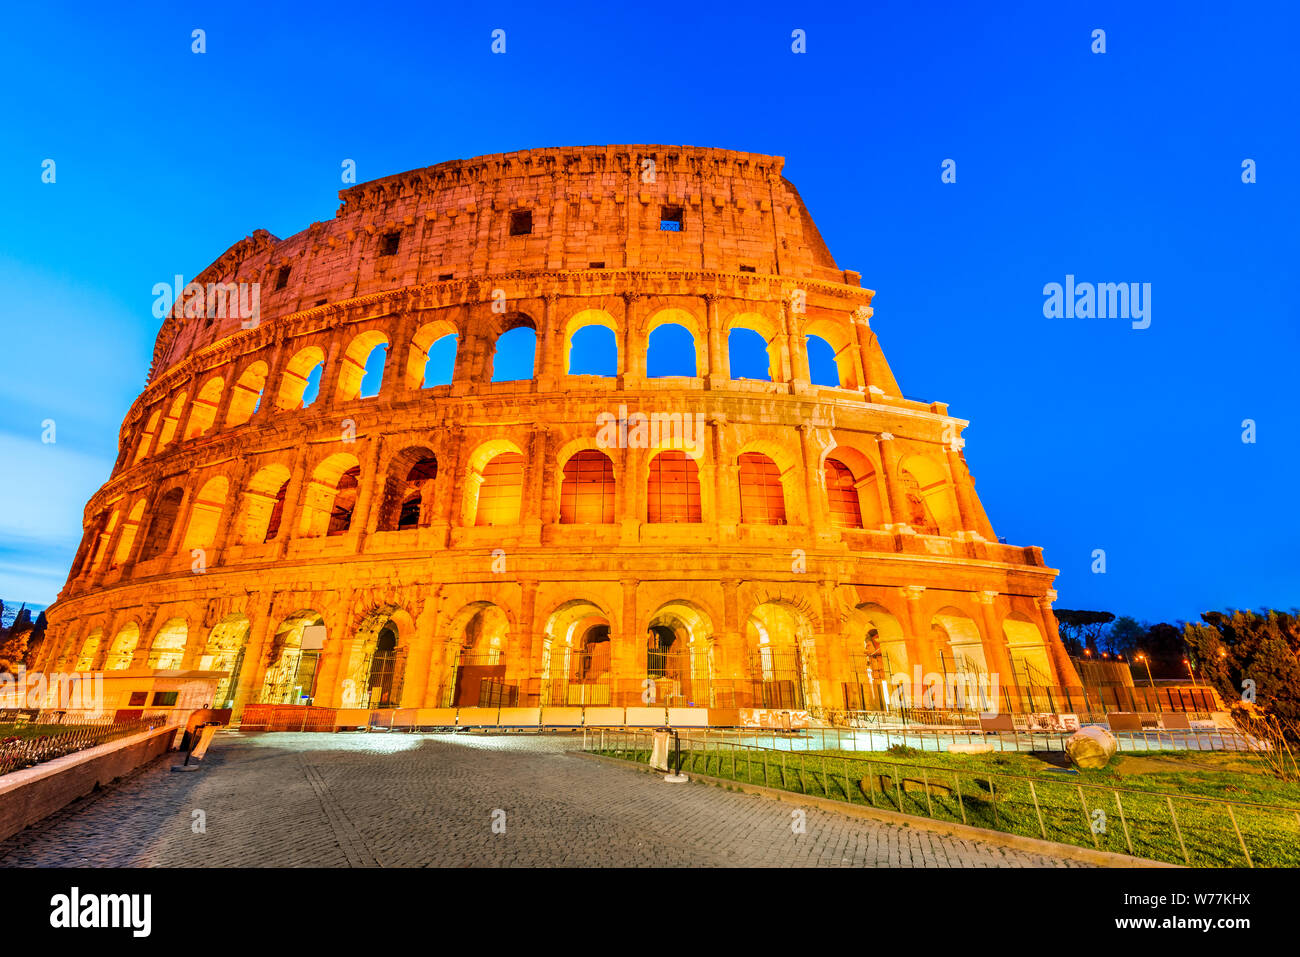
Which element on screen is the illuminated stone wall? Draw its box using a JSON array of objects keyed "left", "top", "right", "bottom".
[{"left": 38, "top": 145, "right": 1081, "bottom": 718}]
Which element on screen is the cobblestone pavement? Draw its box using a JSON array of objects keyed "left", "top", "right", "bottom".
[{"left": 0, "top": 733, "right": 1091, "bottom": 867}]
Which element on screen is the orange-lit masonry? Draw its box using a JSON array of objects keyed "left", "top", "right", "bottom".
[{"left": 36, "top": 145, "right": 1082, "bottom": 721}]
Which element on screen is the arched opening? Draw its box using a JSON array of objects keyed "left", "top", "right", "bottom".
[
  {"left": 802, "top": 319, "right": 858, "bottom": 389},
  {"left": 342, "top": 606, "right": 414, "bottom": 708},
  {"left": 112, "top": 500, "right": 146, "bottom": 567},
  {"left": 738, "top": 452, "right": 787, "bottom": 525},
  {"left": 646, "top": 601, "right": 715, "bottom": 707},
  {"left": 646, "top": 323, "right": 696, "bottom": 377},
  {"left": 74, "top": 631, "right": 102, "bottom": 672},
  {"left": 377, "top": 448, "right": 438, "bottom": 532},
  {"left": 746, "top": 602, "right": 819, "bottom": 710},
  {"left": 444, "top": 604, "right": 510, "bottom": 707},
  {"left": 184, "top": 377, "right": 225, "bottom": 439},
  {"left": 275, "top": 346, "right": 325, "bottom": 411},
  {"left": 181, "top": 476, "right": 228, "bottom": 551},
  {"left": 471, "top": 450, "right": 524, "bottom": 526},
  {"left": 146, "top": 618, "right": 187, "bottom": 669},
  {"left": 80, "top": 507, "right": 118, "bottom": 576},
  {"left": 647, "top": 451, "right": 701, "bottom": 523},
  {"left": 728, "top": 312, "right": 783, "bottom": 381},
  {"left": 202, "top": 614, "right": 250, "bottom": 708},
  {"left": 900, "top": 455, "right": 955, "bottom": 535},
  {"left": 566, "top": 313, "right": 619, "bottom": 377},
  {"left": 298, "top": 454, "right": 361, "bottom": 538},
  {"left": 335, "top": 330, "right": 389, "bottom": 403},
  {"left": 225, "top": 361, "right": 268, "bottom": 426},
  {"left": 824, "top": 457, "right": 864, "bottom": 529},
  {"left": 365, "top": 626, "right": 399, "bottom": 707},
  {"left": 559, "top": 449, "right": 615, "bottom": 524},
  {"left": 728, "top": 328, "right": 773, "bottom": 380},
  {"left": 239, "top": 465, "right": 292, "bottom": 543},
  {"left": 407, "top": 320, "right": 458, "bottom": 388},
  {"left": 155, "top": 392, "right": 188, "bottom": 452},
  {"left": 138, "top": 488, "right": 184, "bottom": 562},
  {"left": 260, "top": 611, "right": 325, "bottom": 705},
  {"left": 806, "top": 334, "right": 839, "bottom": 387},
  {"left": 540, "top": 599, "right": 614, "bottom": 706},
  {"left": 1004, "top": 616, "right": 1053, "bottom": 700},
  {"left": 105, "top": 622, "right": 140, "bottom": 671},
  {"left": 930, "top": 609, "right": 996, "bottom": 712},
  {"left": 133, "top": 409, "right": 160, "bottom": 463},
  {"left": 328, "top": 467, "right": 360, "bottom": 535},
  {"left": 843, "top": 601, "right": 907, "bottom": 710},
  {"left": 490, "top": 325, "right": 537, "bottom": 382}
]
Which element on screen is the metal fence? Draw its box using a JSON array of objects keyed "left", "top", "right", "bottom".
[
  {"left": 584, "top": 729, "right": 1300, "bottom": 867},
  {"left": 0, "top": 718, "right": 166, "bottom": 776},
  {"left": 693, "top": 725, "right": 1260, "bottom": 755}
]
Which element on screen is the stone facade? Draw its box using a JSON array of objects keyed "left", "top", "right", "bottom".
[{"left": 38, "top": 145, "right": 1081, "bottom": 719}]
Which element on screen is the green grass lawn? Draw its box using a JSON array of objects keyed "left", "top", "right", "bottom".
[{"left": 598, "top": 743, "right": 1300, "bottom": 867}]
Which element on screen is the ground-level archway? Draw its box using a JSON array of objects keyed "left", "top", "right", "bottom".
[
  {"left": 745, "top": 601, "right": 819, "bottom": 711},
  {"left": 260, "top": 610, "right": 325, "bottom": 704}
]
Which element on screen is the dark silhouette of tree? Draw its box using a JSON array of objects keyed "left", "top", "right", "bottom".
[
  {"left": 1054, "top": 610, "right": 1116, "bottom": 655},
  {"left": 1184, "top": 609, "right": 1300, "bottom": 735}
]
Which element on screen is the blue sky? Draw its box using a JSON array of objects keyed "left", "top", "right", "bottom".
[{"left": 1, "top": 1, "right": 1296, "bottom": 623}]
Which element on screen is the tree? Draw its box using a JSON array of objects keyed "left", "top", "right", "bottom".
[
  {"left": 1184, "top": 609, "right": 1300, "bottom": 735},
  {"left": 1054, "top": 610, "right": 1115, "bottom": 655},
  {"left": 1104, "top": 615, "right": 1145, "bottom": 659}
]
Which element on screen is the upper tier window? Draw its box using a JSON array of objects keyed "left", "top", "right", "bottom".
[
  {"left": 660, "top": 206, "right": 683, "bottom": 231},
  {"left": 509, "top": 210, "right": 532, "bottom": 236},
  {"left": 379, "top": 232, "right": 400, "bottom": 256}
]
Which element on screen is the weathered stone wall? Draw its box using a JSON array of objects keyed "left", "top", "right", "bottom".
[{"left": 38, "top": 146, "right": 1081, "bottom": 719}]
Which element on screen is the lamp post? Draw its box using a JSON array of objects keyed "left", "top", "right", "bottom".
[
  {"left": 1136, "top": 653, "right": 1155, "bottom": 689},
  {"left": 1184, "top": 657, "right": 1199, "bottom": 689}
]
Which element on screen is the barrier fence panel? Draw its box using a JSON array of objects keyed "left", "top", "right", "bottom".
[{"left": 584, "top": 730, "right": 1297, "bottom": 867}]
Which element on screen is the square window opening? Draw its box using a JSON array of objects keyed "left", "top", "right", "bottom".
[
  {"left": 660, "top": 206, "right": 684, "bottom": 231},
  {"left": 509, "top": 209, "right": 533, "bottom": 235}
]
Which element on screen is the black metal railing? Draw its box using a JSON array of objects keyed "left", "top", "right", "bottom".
[{"left": 0, "top": 718, "right": 166, "bottom": 776}]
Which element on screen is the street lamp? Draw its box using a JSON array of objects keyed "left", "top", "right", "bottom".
[
  {"left": 1135, "top": 653, "right": 1155, "bottom": 689},
  {"left": 1184, "top": 656, "right": 1199, "bottom": 689}
]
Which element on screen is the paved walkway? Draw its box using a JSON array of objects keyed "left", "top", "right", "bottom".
[{"left": 0, "top": 733, "right": 1089, "bottom": 867}]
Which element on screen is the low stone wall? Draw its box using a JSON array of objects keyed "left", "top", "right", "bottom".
[{"left": 0, "top": 724, "right": 177, "bottom": 842}]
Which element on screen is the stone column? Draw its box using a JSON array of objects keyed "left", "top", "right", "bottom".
[
  {"left": 850, "top": 306, "right": 875, "bottom": 394},
  {"left": 705, "top": 294, "right": 727, "bottom": 387},
  {"left": 536, "top": 294, "right": 560, "bottom": 390},
  {"left": 614, "top": 579, "right": 641, "bottom": 707},
  {"left": 786, "top": 305, "right": 811, "bottom": 392},
  {"left": 508, "top": 580, "right": 539, "bottom": 698},
  {"left": 901, "top": 585, "right": 939, "bottom": 693},
  {"left": 401, "top": 586, "right": 441, "bottom": 707},
  {"left": 211, "top": 458, "right": 252, "bottom": 562},
  {"left": 817, "top": 580, "right": 847, "bottom": 709},
  {"left": 876, "top": 433, "right": 909, "bottom": 530},
  {"left": 717, "top": 578, "right": 747, "bottom": 707},
  {"left": 975, "top": 590, "right": 1017, "bottom": 713},
  {"left": 945, "top": 446, "right": 980, "bottom": 536},
  {"left": 620, "top": 293, "right": 645, "bottom": 384},
  {"left": 711, "top": 415, "right": 737, "bottom": 534},
  {"left": 276, "top": 444, "right": 313, "bottom": 558},
  {"left": 797, "top": 424, "right": 826, "bottom": 536},
  {"left": 1038, "top": 590, "right": 1083, "bottom": 690},
  {"left": 230, "top": 595, "right": 276, "bottom": 720},
  {"left": 352, "top": 434, "right": 384, "bottom": 551}
]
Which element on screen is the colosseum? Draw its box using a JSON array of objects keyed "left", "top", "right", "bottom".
[{"left": 37, "top": 144, "right": 1083, "bottom": 727}]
